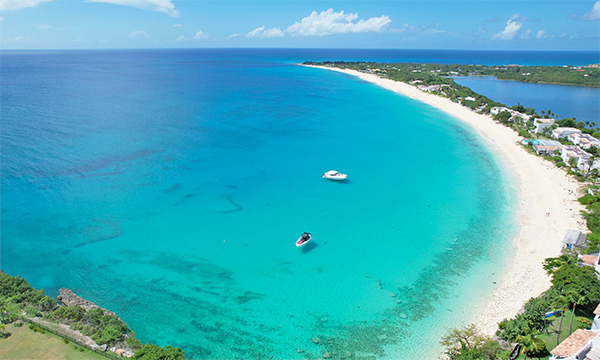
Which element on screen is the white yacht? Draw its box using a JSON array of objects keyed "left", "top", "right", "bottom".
[{"left": 322, "top": 170, "right": 347, "bottom": 181}]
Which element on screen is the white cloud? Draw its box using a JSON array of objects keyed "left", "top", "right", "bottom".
[
  {"left": 286, "top": 9, "right": 390, "bottom": 36},
  {"left": 123, "top": 30, "right": 149, "bottom": 38},
  {"left": 423, "top": 29, "right": 447, "bottom": 35},
  {"left": 87, "top": 0, "right": 179, "bottom": 17},
  {"left": 520, "top": 29, "right": 530, "bottom": 39},
  {"left": 536, "top": 30, "right": 546, "bottom": 39},
  {"left": 5, "top": 35, "right": 32, "bottom": 42},
  {"left": 194, "top": 30, "right": 208, "bottom": 40},
  {"left": 246, "top": 26, "right": 284, "bottom": 38},
  {"left": 0, "top": 0, "right": 52, "bottom": 11},
  {"left": 227, "top": 33, "right": 240, "bottom": 39},
  {"left": 34, "top": 23, "right": 52, "bottom": 30},
  {"left": 176, "top": 34, "right": 185, "bottom": 41},
  {"left": 584, "top": 1, "right": 600, "bottom": 20},
  {"left": 493, "top": 14, "right": 523, "bottom": 40},
  {"left": 172, "top": 24, "right": 182, "bottom": 27}
]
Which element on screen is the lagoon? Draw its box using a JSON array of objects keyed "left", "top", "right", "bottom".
[{"left": 453, "top": 76, "right": 600, "bottom": 125}]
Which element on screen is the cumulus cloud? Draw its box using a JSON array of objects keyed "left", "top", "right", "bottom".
[
  {"left": 536, "top": 30, "right": 546, "bottom": 39},
  {"left": 246, "top": 26, "right": 284, "bottom": 38},
  {"left": 176, "top": 34, "right": 185, "bottom": 41},
  {"left": 0, "top": 0, "right": 53, "bottom": 11},
  {"left": 227, "top": 33, "right": 240, "bottom": 39},
  {"left": 286, "top": 9, "right": 390, "bottom": 36},
  {"left": 193, "top": 30, "right": 208, "bottom": 40},
  {"left": 87, "top": 0, "right": 179, "bottom": 17},
  {"left": 584, "top": 1, "right": 600, "bottom": 20},
  {"left": 493, "top": 14, "right": 523, "bottom": 40},
  {"left": 246, "top": 9, "right": 391, "bottom": 39}
]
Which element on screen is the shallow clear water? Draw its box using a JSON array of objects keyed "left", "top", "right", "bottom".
[{"left": 1, "top": 49, "right": 518, "bottom": 359}]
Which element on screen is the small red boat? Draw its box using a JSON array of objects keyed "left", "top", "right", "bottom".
[{"left": 296, "top": 232, "right": 312, "bottom": 247}]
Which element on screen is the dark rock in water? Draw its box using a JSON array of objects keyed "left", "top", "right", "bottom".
[
  {"left": 323, "top": 351, "right": 332, "bottom": 359},
  {"left": 311, "top": 337, "right": 322, "bottom": 344}
]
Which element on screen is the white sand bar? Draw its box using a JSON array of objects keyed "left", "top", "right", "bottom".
[{"left": 305, "top": 65, "right": 587, "bottom": 335}]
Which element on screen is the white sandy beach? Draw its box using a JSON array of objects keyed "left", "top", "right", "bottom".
[{"left": 306, "top": 65, "right": 587, "bottom": 335}]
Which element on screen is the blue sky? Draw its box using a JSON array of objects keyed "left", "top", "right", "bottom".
[{"left": 1, "top": 0, "right": 599, "bottom": 50}]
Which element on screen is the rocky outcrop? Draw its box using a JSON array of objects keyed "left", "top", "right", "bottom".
[{"left": 57, "top": 288, "right": 119, "bottom": 318}]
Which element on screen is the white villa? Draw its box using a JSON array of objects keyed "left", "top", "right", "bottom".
[
  {"left": 534, "top": 118, "right": 556, "bottom": 134},
  {"left": 569, "top": 133, "right": 600, "bottom": 150},
  {"left": 532, "top": 139, "right": 562, "bottom": 156},
  {"left": 550, "top": 329, "right": 600, "bottom": 360},
  {"left": 561, "top": 145, "right": 592, "bottom": 170},
  {"left": 490, "top": 107, "right": 531, "bottom": 123},
  {"left": 553, "top": 127, "right": 582, "bottom": 140}
]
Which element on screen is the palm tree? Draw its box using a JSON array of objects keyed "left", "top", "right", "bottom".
[
  {"left": 554, "top": 294, "right": 570, "bottom": 346},
  {"left": 543, "top": 254, "right": 578, "bottom": 276},
  {"left": 566, "top": 290, "right": 588, "bottom": 335},
  {"left": 516, "top": 328, "right": 547, "bottom": 360}
]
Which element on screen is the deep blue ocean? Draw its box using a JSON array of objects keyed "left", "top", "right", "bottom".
[{"left": 1, "top": 48, "right": 596, "bottom": 359}]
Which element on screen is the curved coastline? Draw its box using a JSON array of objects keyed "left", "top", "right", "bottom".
[{"left": 304, "top": 64, "right": 587, "bottom": 335}]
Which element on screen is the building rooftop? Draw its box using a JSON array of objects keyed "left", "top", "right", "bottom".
[
  {"left": 594, "top": 302, "right": 600, "bottom": 315},
  {"left": 581, "top": 254, "right": 598, "bottom": 266},
  {"left": 562, "top": 145, "right": 592, "bottom": 158},
  {"left": 551, "top": 329, "right": 598, "bottom": 357},
  {"left": 555, "top": 127, "right": 582, "bottom": 132},
  {"left": 535, "top": 118, "right": 555, "bottom": 124},
  {"left": 536, "top": 139, "right": 562, "bottom": 147},
  {"left": 563, "top": 230, "right": 587, "bottom": 246}
]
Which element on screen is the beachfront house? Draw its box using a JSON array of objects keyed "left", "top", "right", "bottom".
[
  {"left": 592, "top": 303, "right": 600, "bottom": 332},
  {"left": 553, "top": 127, "right": 582, "bottom": 140},
  {"left": 550, "top": 329, "right": 600, "bottom": 360},
  {"left": 490, "top": 107, "right": 508, "bottom": 115},
  {"left": 534, "top": 118, "right": 555, "bottom": 134},
  {"left": 489, "top": 107, "right": 530, "bottom": 123},
  {"left": 581, "top": 254, "right": 600, "bottom": 274},
  {"left": 568, "top": 133, "right": 600, "bottom": 150},
  {"left": 532, "top": 139, "right": 562, "bottom": 156},
  {"left": 562, "top": 230, "right": 587, "bottom": 251},
  {"left": 561, "top": 145, "right": 592, "bottom": 170},
  {"left": 581, "top": 159, "right": 600, "bottom": 174}
]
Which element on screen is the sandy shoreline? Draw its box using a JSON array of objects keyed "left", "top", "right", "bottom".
[{"left": 305, "top": 64, "right": 587, "bottom": 335}]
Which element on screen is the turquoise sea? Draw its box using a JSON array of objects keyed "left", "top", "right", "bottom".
[{"left": 3, "top": 48, "right": 584, "bottom": 359}]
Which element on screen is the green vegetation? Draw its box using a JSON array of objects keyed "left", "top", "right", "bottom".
[
  {"left": 440, "top": 324, "right": 508, "bottom": 360},
  {"left": 495, "top": 254, "right": 600, "bottom": 355},
  {"left": 0, "top": 322, "right": 107, "bottom": 360},
  {"left": 49, "top": 306, "right": 132, "bottom": 347},
  {"left": 133, "top": 344, "right": 186, "bottom": 360},
  {"left": 0, "top": 272, "right": 58, "bottom": 320},
  {"left": 0, "top": 271, "right": 186, "bottom": 359},
  {"left": 577, "top": 192, "right": 600, "bottom": 253},
  {"left": 305, "top": 61, "right": 600, "bottom": 87}
]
